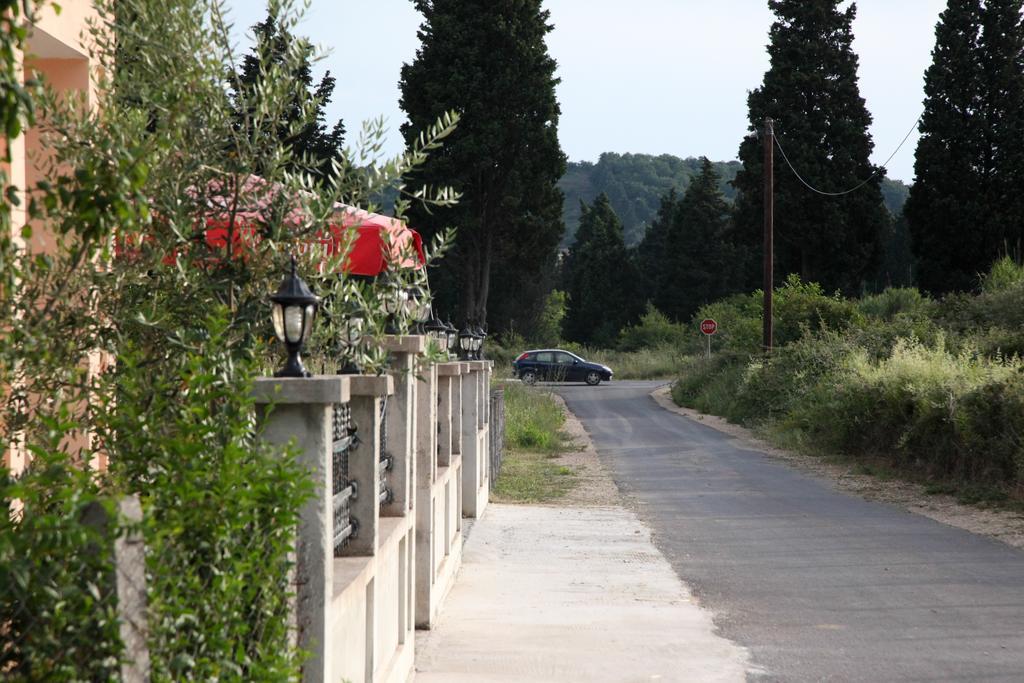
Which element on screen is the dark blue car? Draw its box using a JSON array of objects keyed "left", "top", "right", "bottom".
[{"left": 512, "top": 349, "right": 613, "bottom": 386}]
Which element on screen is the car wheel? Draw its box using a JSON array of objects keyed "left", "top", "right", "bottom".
[
  {"left": 585, "top": 371, "right": 601, "bottom": 386},
  {"left": 521, "top": 369, "right": 538, "bottom": 386}
]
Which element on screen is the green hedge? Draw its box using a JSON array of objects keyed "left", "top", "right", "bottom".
[{"left": 673, "top": 268, "right": 1024, "bottom": 502}]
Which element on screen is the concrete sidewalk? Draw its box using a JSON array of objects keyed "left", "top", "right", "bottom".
[{"left": 414, "top": 503, "right": 749, "bottom": 682}]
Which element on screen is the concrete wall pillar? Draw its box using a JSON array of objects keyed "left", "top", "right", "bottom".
[
  {"left": 451, "top": 364, "right": 465, "bottom": 459},
  {"left": 461, "top": 365, "right": 482, "bottom": 518},
  {"left": 436, "top": 363, "right": 464, "bottom": 468},
  {"left": 346, "top": 375, "right": 393, "bottom": 557},
  {"left": 254, "top": 376, "right": 349, "bottom": 683},
  {"left": 414, "top": 361, "right": 438, "bottom": 628},
  {"left": 380, "top": 336, "right": 425, "bottom": 517}
]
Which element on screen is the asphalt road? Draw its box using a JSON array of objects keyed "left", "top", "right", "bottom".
[{"left": 554, "top": 380, "right": 1024, "bottom": 682}]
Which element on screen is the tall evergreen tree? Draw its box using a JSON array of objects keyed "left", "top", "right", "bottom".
[
  {"left": 564, "top": 195, "right": 641, "bottom": 345},
  {"left": 732, "top": 0, "right": 887, "bottom": 295},
  {"left": 664, "top": 158, "right": 741, "bottom": 322},
  {"left": 906, "top": 0, "right": 1024, "bottom": 293},
  {"left": 982, "top": 0, "right": 1024, "bottom": 258},
  {"left": 399, "top": 0, "right": 566, "bottom": 332},
  {"left": 635, "top": 188, "right": 678, "bottom": 312},
  {"left": 231, "top": 12, "right": 345, "bottom": 183}
]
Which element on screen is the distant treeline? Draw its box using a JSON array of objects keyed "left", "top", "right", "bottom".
[{"left": 559, "top": 152, "right": 910, "bottom": 247}]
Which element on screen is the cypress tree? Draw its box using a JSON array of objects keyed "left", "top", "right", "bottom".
[
  {"left": 231, "top": 12, "right": 345, "bottom": 183},
  {"left": 663, "top": 158, "right": 741, "bottom": 322},
  {"left": 982, "top": 0, "right": 1024, "bottom": 260},
  {"left": 732, "top": 0, "right": 887, "bottom": 295},
  {"left": 564, "top": 195, "right": 640, "bottom": 345},
  {"left": 399, "top": 0, "right": 566, "bottom": 331},
  {"left": 906, "top": 0, "right": 986, "bottom": 293},
  {"left": 907, "top": 0, "right": 1024, "bottom": 293},
  {"left": 636, "top": 188, "right": 678, "bottom": 314}
]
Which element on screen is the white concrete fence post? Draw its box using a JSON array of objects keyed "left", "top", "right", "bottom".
[
  {"left": 380, "top": 336, "right": 426, "bottom": 518},
  {"left": 345, "top": 375, "right": 393, "bottom": 556},
  {"left": 415, "top": 360, "right": 471, "bottom": 628},
  {"left": 414, "top": 358, "right": 438, "bottom": 628},
  {"left": 461, "top": 361, "right": 491, "bottom": 519},
  {"left": 253, "top": 376, "right": 349, "bottom": 683}
]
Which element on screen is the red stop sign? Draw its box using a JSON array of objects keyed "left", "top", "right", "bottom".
[{"left": 700, "top": 319, "right": 718, "bottom": 335}]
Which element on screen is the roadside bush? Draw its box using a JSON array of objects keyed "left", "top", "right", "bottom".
[
  {"left": 961, "top": 283, "right": 1024, "bottom": 330},
  {"left": 692, "top": 293, "right": 763, "bottom": 355},
  {"left": 730, "top": 331, "right": 857, "bottom": 424},
  {"left": 786, "top": 339, "right": 1024, "bottom": 489},
  {"left": 670, "top": 258, "right": 1024, "bottom": 503},
  {"left": 967, "top": 326, "right": 1024, "bottom": 360},
  {"left": 858, "top": 287, "right": 936, "bottom": 321},
  {"left": 99, "top": 313, "right": 310, "bottom": 681},
  {"left": 980, "top": 256, "right": 1024, "bottom": 293},
  {"left": 772, "top": 275, "right": 863, "bottom": 346},
  {"left": 957, "top": 375, "right": 1024, "bottom": 493},
  {"left": 846, "top": 315, "right": 942, "bottom": 361},
  {"left": 691, "top": 275, "right": 861, "bottom": 356},
  {"left": 0, "top": 446, "right": 122, "bottom": 681},
  {"left": 618, "top": 304, "right": 687, "bottom": 351},
  {"left": 672, "top": 353, "right": 747, "bottom": 417}
]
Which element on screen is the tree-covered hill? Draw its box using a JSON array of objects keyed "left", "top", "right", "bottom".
[
  {"left": 560, "top": 152, "right": 910, "bottom": 247},
  {"left": 560, "top": 153, "right": 740, "bottom": 246}
]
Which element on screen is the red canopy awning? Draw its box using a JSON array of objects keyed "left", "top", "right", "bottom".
[{"left": 150, "top": 176, "right": 426, "bottom": 276}]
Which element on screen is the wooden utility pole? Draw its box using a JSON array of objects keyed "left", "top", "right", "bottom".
[{"left": 763, "top": 117, "right": 774, "bottom": 353}]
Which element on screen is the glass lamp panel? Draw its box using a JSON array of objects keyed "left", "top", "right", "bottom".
[
  {"left": 460, "top": 335, "right": 471, "bottom": 351},
  {"left": 346, "top": 317, "right": 364, "bottom": 344},
  {"left": 271, "top": 302, "right": 286, "bottom": 342},
  {"left": 387, "top": 288, "right": 408, "bottom": 315},
  {"left": 284, "top": 305, "right": 304, "bottom": 344},
  {"left": 402, "top": 291, "right": 417, "bottom": 318},
  {"left": 418, "top": 300, "right": 432, "bottom": 323},
  {"left": 301, "top": 304, "right": 315, "bottom": 343}
]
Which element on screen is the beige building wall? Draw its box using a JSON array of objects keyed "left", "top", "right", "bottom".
[{"left": 4, "top": 1, "right": 100, "bottom": 474}]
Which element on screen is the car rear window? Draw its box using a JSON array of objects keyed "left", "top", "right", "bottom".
[{"left": 536, "top": 352, "right": 553, "bottom": 363}]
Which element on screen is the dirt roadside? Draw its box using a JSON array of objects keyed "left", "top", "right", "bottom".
[
  {"left": 650, "top": 385, "right": 1024, "bottom": 550},
  {"left": 546, "top": 391, "right": 620, "bottom": 507}
]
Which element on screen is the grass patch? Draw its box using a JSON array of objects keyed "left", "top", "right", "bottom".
[
  {"left": 492, "top": 383, "right": 577, "bottom": 503},
  {"left": 492, "top": 451, "right": 577, "bottom": 503},
  {"left": 503, "top": 382, "right": 567, "bottom": 454}
]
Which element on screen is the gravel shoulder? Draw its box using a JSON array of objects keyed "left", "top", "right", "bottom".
[
  {"left": 651, "top": 385, "right": 1024, "bottom": 550},
  {"left": 547, "top": 391, "right": 620, "bottom": 507}
]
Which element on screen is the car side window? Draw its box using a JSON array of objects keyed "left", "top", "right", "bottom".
[
  {"left": 554, "top": 352, "right": 574, "bottom": 364},
  {"left": 536, "top": 352, "right": 554, "bottom": 363}
]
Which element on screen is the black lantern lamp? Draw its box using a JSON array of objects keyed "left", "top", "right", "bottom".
[
  {"left": 271, "top": 257, "right": 320, "bottom": 378},
  {"left": 444, "top": 319, "right": 458, "bottom": 359},
  {"left": 473, "top": 324, "right": 487, "bottom": 360},
  {"left": 425, "top": 312, "right": 448, "bottom": 353},
  {"left": 408, "top": 287, "right": 432, "bottom": 335},
  {"left": 382, "top": 276, "right": 408, "bottom": 335},
  {"left": 337, "top": 300, "right": 365, "bottom": 375},
  {"left": 458, "top": 323, "right": 475, "bottom": 361}
]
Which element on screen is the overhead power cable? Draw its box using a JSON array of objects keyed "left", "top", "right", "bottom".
[{"left": 772, "top": 112, "right": 923, "bottom": 197}]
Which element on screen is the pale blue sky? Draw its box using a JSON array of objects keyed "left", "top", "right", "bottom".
[{"left": 227, "top": 0, "right": 948, "bottom": 183}]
